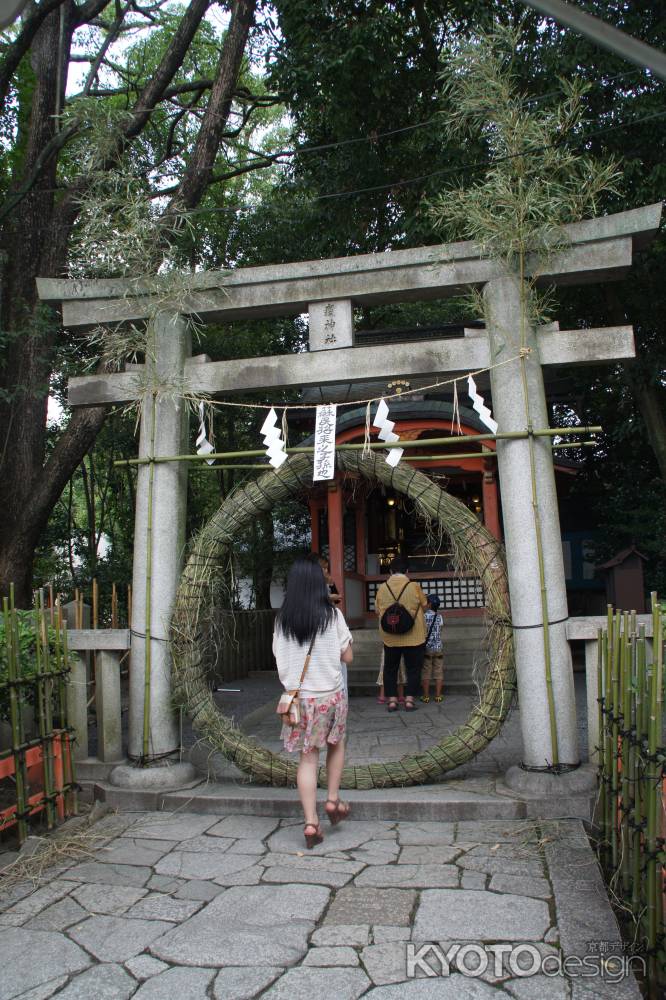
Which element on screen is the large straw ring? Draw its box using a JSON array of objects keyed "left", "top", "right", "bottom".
[{"left": 171, "top": 450, "right": 515, "bottom": 788}]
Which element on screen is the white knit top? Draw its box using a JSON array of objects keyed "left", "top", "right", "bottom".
[{"left": 273, "top": 608, "right": 353, "bottom": 696}]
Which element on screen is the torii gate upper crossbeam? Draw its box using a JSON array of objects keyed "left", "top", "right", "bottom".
[{"left": 37, "top": 203, "right": 661, "bottom": 329}]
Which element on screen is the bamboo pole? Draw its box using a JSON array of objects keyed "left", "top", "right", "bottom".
[
  {"left": 61, "top": 624, "right": 77, "bottom": 816},
  {"left": 646, "top": 629, "right": 658, "bottom": 982},
  {"left": 620, "top": 612, "right": 632, "bottom": 895},
  {"left": 597, "top": 626, "right": 606, "bottom": 845},
  {"left": 142, "top": 391, "right": 157, "bottom": 760},
  {"left": 113, "top": 425, "right": 603, "bottom": 467},
  {"left": 111, "top": 583, "right": 118, "bottom": 629},
  {"left": 632, "top": 623, "right": 645, "bottom": 915},
  {"left": 53, "top": 602, "right": 67, "bottom": 813},
  {"left": 602, "top": 607, "right": 614, "bottom": 866},
  {"left": 127, "top": 584, "right": 132, "bottom": 630},
  {"left": 184, "top": 441, "right": 597, "bottom": 473},
  {"left": 35, "top": 592, "right": 56, "bottom": 830},
  {"left": 646, "top": 593, "right": 663, "bottom": 987},
  {"left": 92, "top": 578, "right": 98, "bottom": 630},
  {"left": 610, "top": 609, "right": 621, "bottom": 873},
  {"left": 3, "top": 589, "right": 28, "bottom": 845}
]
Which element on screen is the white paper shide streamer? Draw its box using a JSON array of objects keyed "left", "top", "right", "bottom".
[
  {"left": 196, "top": 401, "right": 215, "bottom": 465},
  {"left": 313, "top": 404, "right": 337, "bottom": 482},
  {"left": 467, "top": 376, "right": 498, "bottom": 434},
  {"left": 260, "top": 407, "right": 288, "bottom": 468},
  {"left": 373, "top": 398, "right": 403, "bottom": 467}
]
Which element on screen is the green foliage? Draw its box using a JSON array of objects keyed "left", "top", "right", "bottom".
[{"left": 428, "top": 23, "right": 621, "bottom": 282}]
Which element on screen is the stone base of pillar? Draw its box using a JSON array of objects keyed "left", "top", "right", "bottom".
[
  {"left": 503, "top": 763, "right": 597, "bottom": 797},
  {"left": 109, "top": 760, "right": 196, "bottom": 790}
]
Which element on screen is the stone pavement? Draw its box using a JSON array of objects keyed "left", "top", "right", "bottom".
[
  {"left": 240, "top": 674, "right": 589, "bottom": 779},
  {"left": 0, "top": 808, "right": 641, "bottom": 999}
]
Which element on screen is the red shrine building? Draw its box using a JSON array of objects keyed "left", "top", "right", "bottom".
[{"left": 306, "top": 399, "right": 599, "bottom": 628}]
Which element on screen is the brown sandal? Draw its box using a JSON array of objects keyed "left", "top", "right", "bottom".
[
  {"left": 304, "top": 822, "right": 324, "bottom": 849},
  {"left": 325, "top": 799, "right": 351, "bottom": 826}
]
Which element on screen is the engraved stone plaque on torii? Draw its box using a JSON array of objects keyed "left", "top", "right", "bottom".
[{"left": 37, "top": 201, "right": 662, "bottom": 788}]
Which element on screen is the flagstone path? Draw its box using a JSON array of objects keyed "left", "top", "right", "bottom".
[{"left": 0, "top": 808, "right": 641, "bottom": 999}]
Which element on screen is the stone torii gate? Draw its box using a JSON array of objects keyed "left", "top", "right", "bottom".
[{"left": 38, "top": 201, "right": 662, "bottom": 792}]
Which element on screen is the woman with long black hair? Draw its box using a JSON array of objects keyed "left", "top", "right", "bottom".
[{"left": 273, "top": 556, "right": 354, "bottom": 848}]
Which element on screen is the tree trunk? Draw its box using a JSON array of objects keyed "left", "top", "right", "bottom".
[
  {"left": 0, "top": 0, "right": 256, "bottom": 606},
  {"left": 0, "top": 3, "right": 75, "bottom": 605}
]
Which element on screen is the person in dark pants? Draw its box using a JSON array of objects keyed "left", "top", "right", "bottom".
[{"left": 374, "top": 555, "right": 428, "bottom": 712}]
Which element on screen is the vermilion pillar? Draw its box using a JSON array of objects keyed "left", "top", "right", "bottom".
[
  {"left": 482, "top": 461, "right": 502, "bottom": 541},
  {"left": 327, "top": 481, "right": 345, "bottom": 613}
]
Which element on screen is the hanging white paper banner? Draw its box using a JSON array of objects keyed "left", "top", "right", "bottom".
[
  {"left": 467, "top": 375, "right": 498, "bottom": 434},
  {"left": 313, "top": 404, "right": 337, "bottom": 482},
  {"left": 260, "top": 407, "right": 288, "bottom": 468},
  {"left": 196, "top": 401, "right": 215, "bottom": 465},
  {"left": 372, "top": 398, "right": 403, "bottom": 467}
]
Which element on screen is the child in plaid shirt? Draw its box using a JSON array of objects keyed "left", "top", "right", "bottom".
[{"left": 421, "top": 594, "right": 444, "bottom": 703}]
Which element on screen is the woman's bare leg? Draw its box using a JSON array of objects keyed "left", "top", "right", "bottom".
[
  {"left": 297, "top": 749, "right": 320, "bottom": 826},
  {"left": 325, "top": 739, "right": 345, "bottom": 803}
]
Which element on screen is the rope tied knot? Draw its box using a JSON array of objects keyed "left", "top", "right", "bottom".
[{"left": 519, "top": 347, "right": 531, "bottom": 358}]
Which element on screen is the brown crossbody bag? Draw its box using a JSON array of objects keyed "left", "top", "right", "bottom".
[{"left": 276, "top": 633, "right": 316, "bottom": 728}]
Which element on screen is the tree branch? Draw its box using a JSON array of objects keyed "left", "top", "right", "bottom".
[
  {"left": 80, "top": 3, "right": 132, "bottom": 97},
  {"left": 169, "top": 0, "right": 256, "bottom": 212},
  {"left": 74, "top": 0, "right": 118, "bottom": 27}
]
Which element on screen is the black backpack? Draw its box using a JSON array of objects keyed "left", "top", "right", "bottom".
[{"left": 380, "top": 580, "right": 415, "bottom": 635}]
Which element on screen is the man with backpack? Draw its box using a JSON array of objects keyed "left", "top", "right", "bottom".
[{"left": 375, "top": 555, "right": 428, "bottom": 713}]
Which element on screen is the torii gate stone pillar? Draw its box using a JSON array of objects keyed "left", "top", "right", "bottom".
[
  {"left": 37, "top": 202, "right": 662, "bottom": 794},
  {"left": 116, "top": 311, "right": 196, "bottom": 788},
  {"left": 485, "top": 276, "right": 577, "bottom": 772}
]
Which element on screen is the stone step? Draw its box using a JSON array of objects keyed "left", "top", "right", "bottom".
[
  {"left": 352, "top": 626, "right": 487, "bottom": 642},
  {"left": 91, "top": 778, "right": 596, "bottom": 823},
  {"left": 348, "top": 659, "right": 489, "bottom": 672}
]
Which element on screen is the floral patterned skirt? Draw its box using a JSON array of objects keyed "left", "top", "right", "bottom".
[{"left": 281, "top": 689, "right": 348, "bottom": 754}]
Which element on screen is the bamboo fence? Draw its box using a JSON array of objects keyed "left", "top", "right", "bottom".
[
  {"left": 596, "top": 594, "right": 665, "bottom": 995},
  {"left": 0, "top": 587, "right": 76, "bottom": 845}
]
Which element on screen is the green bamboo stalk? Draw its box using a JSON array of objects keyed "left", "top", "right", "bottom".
[
  {"left": 112, "top": 425, "right": 604, "bottom": 468},
  {"left": 34, "top": 594, "right": 56, "bottom": 829},
  {"left": 620, "top": 612, "right": 632, "bottom": 896},
  {"left": 603, "top": 612, "right": 614, "bottom": 866},
  {"left": 629, "top": 623, "right": 641, "bottom": 915},
  {"left": 610, "top": 609, "right": 621, "bottom": 873},
  {"left": 40, "top": 592, "right": 57, "bottom": 829},
  {"left": 597, "top": 626, "right": 605, "bottom": 827},
  {"left": 53, "top": 605, "right": 67, "bottom": 817},
  {"left": 3, "top": 591, "right": 28, "bottom": 844},
  {"left": 632, "top": 624, "right": 645, "bottom": 916},
  {"left": 645, "top": 600, "right": 659, "bottom": 985},
  {"left": 61, "top": 623, "right": 77, "bottom": 816},
  {"left": 187, "top": 441, "right": 597, "bottom": 472},
  {"left": 142, "top": 388, "right": 157, "bottom": 760},
  {"left": 648, "top": 593, "right": 663, "bottom": 987}
]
